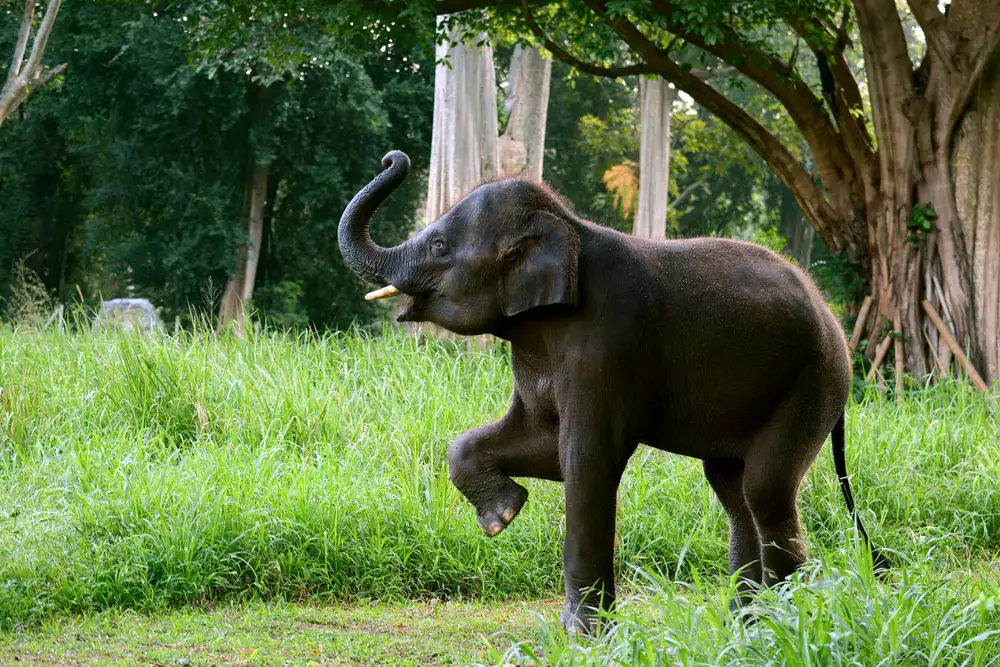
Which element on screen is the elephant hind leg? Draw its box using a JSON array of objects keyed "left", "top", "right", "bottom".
[
  {"left": 741, "top": 451, "right": 813, "bottom": 586},
  {"left": 702, "top": 458, "right": 762, "bottom": 603}
]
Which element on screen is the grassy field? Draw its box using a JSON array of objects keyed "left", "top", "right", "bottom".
[{"left": 1, "top": 326, "right": 999, "bottom": 664}]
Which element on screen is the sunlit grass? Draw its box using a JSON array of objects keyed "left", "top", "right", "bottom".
[{"left": 1, "top": 325, "right": 998, "bottom": 662}]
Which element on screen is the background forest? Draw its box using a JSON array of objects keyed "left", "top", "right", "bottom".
[
  {"left": 0, "top": 0, "right": 828, "bottom": 332},
  {"left": 3, "top": 2, "right": 1000, "bottom": 663}
]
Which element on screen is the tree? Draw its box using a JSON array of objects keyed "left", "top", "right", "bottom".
[
  {"left": 633, "top": 76, "right": 674, "bottom": 238},
  {"left": 438, "top": 0, "right": 1000, "bottom": 385},
  {"left": 0, "top": 0, "right": 64, "bottom": 129},
  {"left": 426, "top": 17, "right": 499, "bottom": 224},
  {"left": 0, "top": 0, "right": 432, "bottom": 329},
  {"left": 498, "top": 44, "right": 552, "bottom": 179}
]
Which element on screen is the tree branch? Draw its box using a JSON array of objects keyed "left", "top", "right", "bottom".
[
  {"left": 8, "top": 0, "right": 35, "bottom": 85},
  {"left": 853, "top": 0, "right": 917, "bottom": 195},
  {"left": 32, "top": 61, "right": 66, "bottom": 89},
  {"left": 0, "top": 0, "right": 63, "bottom": 127},
  {"left": 589, "top": 3, "right": 847, "bottom": 248},
  {"left": 905, "top": 0, "right": 952, "bottom": 61},
  {"left": 436, "top": 0, "right": 552, "bottom": 13},
  {"left": 641, "top": 0, "right": 860, "bottom": 219},
  {"left": 668, "top": 176, "right": 706, "bottom": 210},
  {"left": 522, "top": 4, "right": 654, "bottom": 78},
  {"left": 691, "top": 66, "right": 733, "bottom": 80},
  {"left": 786, "top": 14, "right": 874, "bottom": 184},
  {"left": 21, "top": 0, "right": 61, "bottom": 80}
]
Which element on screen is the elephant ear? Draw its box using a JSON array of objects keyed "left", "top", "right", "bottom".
[{"left": 499, "top": 211, "right": 580, "bottom": 317}]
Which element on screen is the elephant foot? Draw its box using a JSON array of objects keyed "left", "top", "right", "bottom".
[
  {"left": 477, "top": 482, "right": 528, "bottom": 537},
  {"left": 559, "top": 602, "right": 598, "bottom": 636}
]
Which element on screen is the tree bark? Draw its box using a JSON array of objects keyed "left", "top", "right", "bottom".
[
  {"left": 633, "top": 77, "right": 674, "bottom": 239},
  {"left": 0, "top": 0, "right": 65, "bottom": 129},
  {"left": 218, "top": 84, "right": 275, "bottom": 334},
  {"left": 417, "top": 17, "right": 500, "bottom": 342},
  {"left": 952, "top": 56, "right": 1000, "bottom": 385},
  {"left": 218, "top": 162, "right": 270, "bottom": 334},
  {"left": 425, "top": 17, "right": 499, "bottom": 224},
  {"left": 498, "top": 45, "right": 551, "bottom": 180}
]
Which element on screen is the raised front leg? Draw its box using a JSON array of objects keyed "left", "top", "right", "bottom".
[
  {"left": 558, "top": 415, "right": 633, "bottom": 634},
  {"left": 447, "top": 395, "right": 559, "bottom": 536}
]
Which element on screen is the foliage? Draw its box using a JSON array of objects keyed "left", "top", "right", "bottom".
[
  {"left": 0, "top": 0, "right": 433, "bottom": 330},
  {"left": 601, "top": 161, "right": 639, "bottom": 220},
  {"left": 907, "top": 202, "right": 937, "bottom": 248},
  {"left": 1, "top": 327, "right": 998, "bottom": 645},
  {"left": 499, "top": 552, "right": 1000, "bottom": 665},
  {"left": 540, "top": 60, "right": 638, "bottom": 230},
  {"left": 1, "top": 259, "right": 54, "bottom": 327},
  {"left": 811, "top": 242, "right": 867, "bottom": 320},
  {"left": 746, "top": 226, "right": 788, "bottom": 257}
]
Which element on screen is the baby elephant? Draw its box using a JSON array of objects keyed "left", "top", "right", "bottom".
[{"left": 338, "top": 151, "right": 887, "bottom": 632}]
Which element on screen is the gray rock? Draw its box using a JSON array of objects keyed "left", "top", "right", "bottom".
[{"left": 94, "top": 298, "right": 163, "bottom": 333}]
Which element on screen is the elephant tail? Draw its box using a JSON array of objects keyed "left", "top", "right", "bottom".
[{"left": 832, "top": 413, "right": 891, "bottom": 573}]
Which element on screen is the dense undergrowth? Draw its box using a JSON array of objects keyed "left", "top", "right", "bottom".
[{"left": 1, "top": 326, "right": 999, "bottom": 663}]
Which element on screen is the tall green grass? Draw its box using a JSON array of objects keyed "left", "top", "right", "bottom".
[{"left": 1, "top": 326, "right": 999, "bottom": 660}]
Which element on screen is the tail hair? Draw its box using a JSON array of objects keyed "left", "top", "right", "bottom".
[{"left": 832, "top": 413, "right": 892, "bottom": 574}]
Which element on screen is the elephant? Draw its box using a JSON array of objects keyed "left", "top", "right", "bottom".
[{"left": 338, "top": 150, "right": 888, "bottom": 633}]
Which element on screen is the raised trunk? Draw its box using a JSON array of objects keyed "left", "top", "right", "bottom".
[
  {"left": 633, "top": 77, "right": 674, "bottom": 239},
  {"left": 498, "top": 45, "right": 552, "bottom": 180},
  {"left": 337, "top": 150, "right": 412, "bottom": 286}
]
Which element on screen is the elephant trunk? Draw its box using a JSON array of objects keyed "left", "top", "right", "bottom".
[{"left": 338, "top": 151, "right": 412, "bottom": 289}]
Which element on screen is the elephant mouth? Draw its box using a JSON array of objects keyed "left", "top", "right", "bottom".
[
  {"left": 362, "top": 279, "right": 434, "bottom": 323},
  {"left": 364, "top": 284, "right": 402, "bottom": 301},
  {"left": 395, "top": 294, "right": 429, "bottom": 323}
]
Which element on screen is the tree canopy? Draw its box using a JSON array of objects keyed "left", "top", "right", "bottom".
[{"left": 436, "top": 0, "right": 1000, "bottom": 383}]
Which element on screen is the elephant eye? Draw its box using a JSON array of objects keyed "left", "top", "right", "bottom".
[{"left": 430, "top": 237, "right": 447, "bottom": 255}]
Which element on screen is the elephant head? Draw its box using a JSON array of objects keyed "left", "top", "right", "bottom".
[{"left": 338, "top": 151, "right": 580, "bottom": 336}]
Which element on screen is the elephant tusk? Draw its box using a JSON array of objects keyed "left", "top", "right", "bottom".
[{"left": 364, "top": 285, "right": 401, "bottom": 301}]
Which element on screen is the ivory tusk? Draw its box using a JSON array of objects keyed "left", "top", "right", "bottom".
[{"left": 364, "top": 285, "right": 401, "bottom": 301}]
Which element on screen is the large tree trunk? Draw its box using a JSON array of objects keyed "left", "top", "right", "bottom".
[
  {"left": 953, "top": 57, "right": 1000, "bottom": 384},
  {"left": 218, "top": 84, "right": 275, "bottom": 334},
  {"left": 498, "top": 45, "right": 552, "bottom": 180},
  {"left": 425, "top": 17, "right": 499, "bottom": 225},
  {"left": 852, "top": 0, "right": 993, "bottom": 386},
  {"left": 633, "top": 77, "right": 674, "bottom": 239},
  {"left": 218, "top": 161, "right": 269, "bottom": 334},
  {"left": 415, "top": 17, "right": 499, "bottom": 341}
]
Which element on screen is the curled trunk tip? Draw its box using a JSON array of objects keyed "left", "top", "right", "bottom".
[
  {"left": 382, "top": 150, "right": 410, "bottom": 174},
  {"left": 338, "top": 150, "right": 411, "bottom": 285}
]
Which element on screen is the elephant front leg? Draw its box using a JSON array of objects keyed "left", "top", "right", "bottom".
[
  {"left": 558, "top": 420, "right": 631, "bottom": 635},
  {"left": 447, "top": 398, "right": 559, "bottom": 537}
]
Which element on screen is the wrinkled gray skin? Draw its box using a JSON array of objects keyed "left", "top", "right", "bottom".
[{"left": 339, "top": 151, "right": 884, "bottom": 633}]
